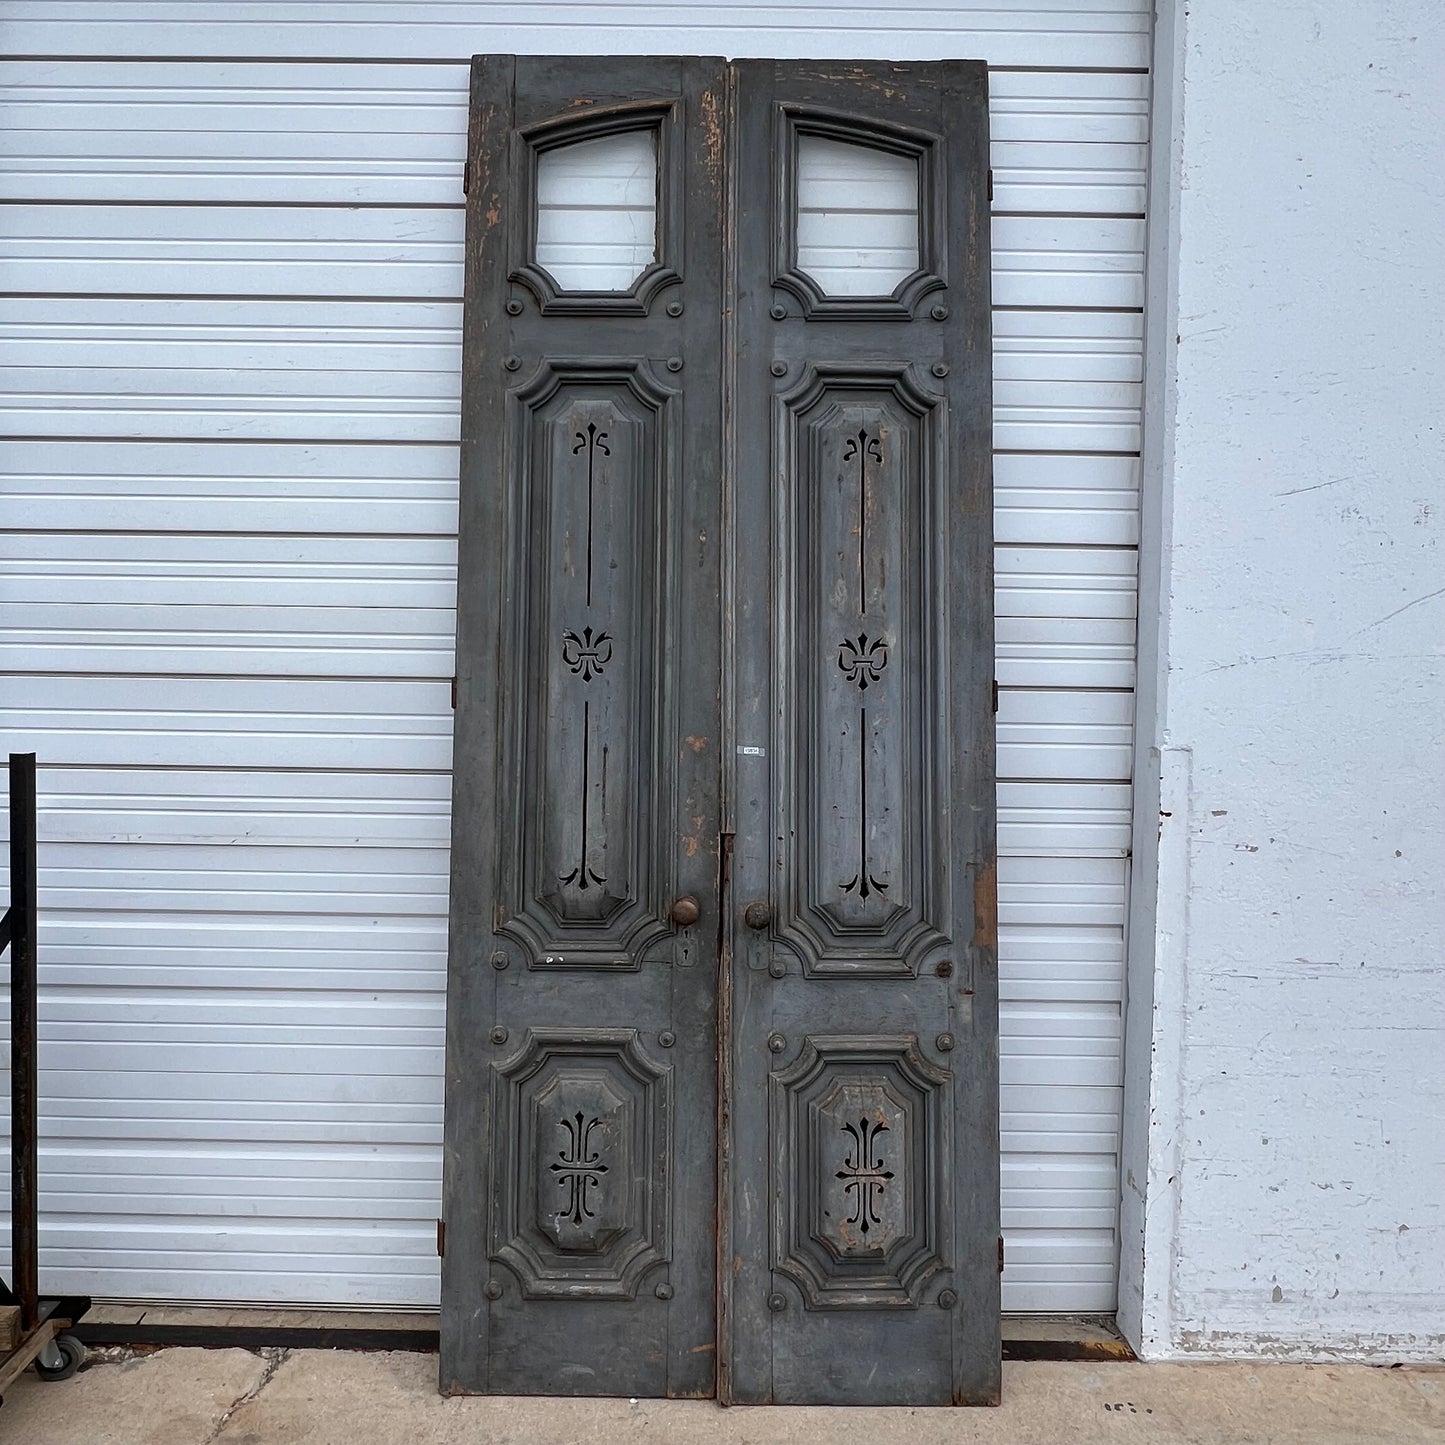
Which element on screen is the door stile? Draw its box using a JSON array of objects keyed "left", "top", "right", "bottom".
[
  {"left": 662, "top": 54, "right": 729, "bottom": 1398},
  {"left": 442, "top": 53, "right": 514, "bottom": 1397},
  {"left": 940, "top": 61, "right": 1001, "bottom": 1405},
  {"left": 714, "top": 52, "right": 740, "bottom": 1410}
]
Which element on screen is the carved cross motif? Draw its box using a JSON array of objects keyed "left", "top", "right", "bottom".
[
  {"left": 836, "top": 1117, "right": 894, "bottom": 1236},
  {"left": 837, "top": 633, "right": 889, "bottom": 691},
  {"left": 549, "top": 1111, "right": 609, "bottom": 1226},
  {"left": 562, "top": 625, "right": 613, "bottom": 682}
]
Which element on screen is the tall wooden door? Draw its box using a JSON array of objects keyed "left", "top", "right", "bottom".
[
  {"left": 442, "top": 55, "right": 997, "bottom": 1406},
  {"left": 440, "top": 55, "right": 726, "bottom": 1399},
  {"left": 723, "top": 60, "right": 999, "bottom": 1406}
]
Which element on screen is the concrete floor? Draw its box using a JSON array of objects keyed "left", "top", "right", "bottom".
[{"left": 1, "top": 1348, "right": 1442, "bottom": 1445}]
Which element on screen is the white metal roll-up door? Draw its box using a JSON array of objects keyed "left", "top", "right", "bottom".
[{"left": 0, "top": 1, "right": 1148, "bottom": 1312}]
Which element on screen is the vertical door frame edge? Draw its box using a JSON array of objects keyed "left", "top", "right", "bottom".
[
  {"left": 1118, "top": 0, "right": 1189, "bottom": 1362},
  {"left": 715, "top": 51, "right": 740, "bottom": 1409}
]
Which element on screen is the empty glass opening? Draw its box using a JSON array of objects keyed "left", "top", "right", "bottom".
[
  {"left": 535, "top": 129, "right": 658, "bottom": 292},
  {"left": 796, "top": 135, "right": 920, "bottom": 297}
]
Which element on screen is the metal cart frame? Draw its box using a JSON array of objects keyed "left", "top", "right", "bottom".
[{"left": 0, "top": 754, "right": 90, "bottom": 1402}]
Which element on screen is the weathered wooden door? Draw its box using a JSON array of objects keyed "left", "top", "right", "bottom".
[
  {"left": 440, "top": 56, "right": 725, "bottom": 1399},
  {"left": 723, "top": 60, "right": 999, "bottom": 1406},
  {"left": 442, "top": 56, "right": 997, "bottom": 1406}
]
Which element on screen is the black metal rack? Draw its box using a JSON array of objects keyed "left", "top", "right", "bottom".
[{"left": 0, "top": 754, "right": 90, "bottom": 1404}]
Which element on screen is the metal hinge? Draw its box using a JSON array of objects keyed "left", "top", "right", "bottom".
[
  {"left": 992, "top": 679, "right": 999, "bottom": 714},
  {"left": 462, "top": 160, "right": 469, "bottom": 199},
  {"left": 987, "top": 169, "right": 994, "bottom": 205},
  {"left": 998, "top": 1235, "right": 1005, "bottom": 1274},
  {"left": 437, "top": 1218, "right": 447, "bottom": 1258},
  {"left": 451, "top": 676, "right": 458, "bottom": 710}
]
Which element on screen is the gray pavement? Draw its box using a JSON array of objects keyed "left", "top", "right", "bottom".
[{"left": 1, "top": 1346, "right": 1441, "bottom": 1444}]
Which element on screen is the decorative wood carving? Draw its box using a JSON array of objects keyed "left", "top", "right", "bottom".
[
  {"left": 771, "top": 364, "right": 952, "bottom": 976},
  {"left": 770, "top": 1034, "right": 951, "bottom": 1309},
  {"left": 491, "top": 1028, "right": 672, "bottom": 1300},
  {"left": 495, "top": 359, "right": 678, "bottom": 968}
]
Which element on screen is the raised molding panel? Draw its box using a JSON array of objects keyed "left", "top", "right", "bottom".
[
  {"left": 490, "top": 1028, "right": 672, "bottom": 1300},
  {"left": 770, "top": 1034, "right": 952, "bottom": 1309},
  {"left": 495, "top": 359, "right": 677, "bottom": 969},
  {"left": 771, "top": 364, "right": 951, "bottom": 977}
]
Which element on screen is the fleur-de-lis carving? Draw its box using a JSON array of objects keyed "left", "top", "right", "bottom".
[
  {"left": 842, "top": 430, "right": 882, "bottom": 468},
  {"left": 562, "top": 625, "right": 613, "bottom": 682},
  {"left": 549, "top": 1111, "right": 609, "bottom": 1226},
  {"left": 838, "top": 633, "right": 889, "bottom": 691},
  {"left": 844, "top": 428, "right": 883, "bottom": 612},
  {"left": 836, "top": 1117, "right": 894, "bottom": 1236},
  {"left": 572, "top": 421, "right": 610, "bottom": 606},
  {"left": 572, "top": 422, "right": 611, "bottom": 459}
]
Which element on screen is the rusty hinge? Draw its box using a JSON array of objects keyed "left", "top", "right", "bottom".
[
  {"left": 998, "top": 1235, "right": 1005, "bottom": 1274},
  {"left": 450, "top": 676, "right": 458, "bottom": 710},
  {"left": 992, "top": 679, "right": 999, "bottom": 714},
  {"left": 437, "top": 1218, "right": 447, "bottom": 1258}
]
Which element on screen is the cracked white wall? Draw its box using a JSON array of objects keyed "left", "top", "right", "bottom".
[{"left": 1129, "top": 0, "right": 1445, "bottom": 1360}]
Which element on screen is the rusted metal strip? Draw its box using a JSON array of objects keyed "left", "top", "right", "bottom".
[{"left": 9, "top": 753, "right": 39, "bottom": 1334}]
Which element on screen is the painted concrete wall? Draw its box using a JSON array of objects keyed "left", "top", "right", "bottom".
[{"left": 1125, "top": 0, "right": 1445, "bottom": 1360}]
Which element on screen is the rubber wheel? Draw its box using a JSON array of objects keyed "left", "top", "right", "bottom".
[{"left": 34, "top": 1334, "right": 85, "bottom": 1382}]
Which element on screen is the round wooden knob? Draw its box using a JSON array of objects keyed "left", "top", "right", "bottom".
[
  {"left": 743, "top": 900, "right": 771, "bottom": 931},
  {"left": 670, "top": 895, "right": 701, "bottom": 927}
]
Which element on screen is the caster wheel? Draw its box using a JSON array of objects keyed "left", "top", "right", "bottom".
[{"left": 35, "top": 1333, "right": 85, "bottom": 1382}]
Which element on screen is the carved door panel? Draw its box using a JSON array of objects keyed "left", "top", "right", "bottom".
[
  {"left": 441, "top": 56, "right": 725, "bottom": 1398},
  {"left": 723, "top": 61, "right": 999, "bottom": 1405}
]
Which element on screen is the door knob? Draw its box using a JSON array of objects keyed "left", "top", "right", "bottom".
[
  {"left": 743, "top": 900, "right": 771, "bottom": 931},
  {"left": 670, "top": 895, "right": 701, "bottom": 927}
]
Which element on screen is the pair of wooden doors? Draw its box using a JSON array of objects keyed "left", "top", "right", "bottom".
[{"left": 441, "top": 55, "right": 998, "bottom": 1406}]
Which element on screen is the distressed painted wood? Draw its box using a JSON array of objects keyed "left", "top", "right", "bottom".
[
  {"left": 445, "top": 56, "right": 997, "bottom": 1405},
  {"left": 723, "top": 60, "right": 999, "bottom": 1406},
  {"left": 441, "top": 55, "right": 725, "bottom": 1398}
]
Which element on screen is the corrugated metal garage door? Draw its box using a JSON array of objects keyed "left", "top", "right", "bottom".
[{"left": 0, "top": 1, "right": 1148, "bottom": 1311}]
